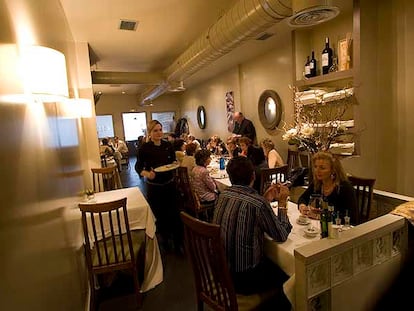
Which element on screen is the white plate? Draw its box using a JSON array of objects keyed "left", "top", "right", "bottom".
[
  {"left": 153, "top": 163, "right": 179, "bottom": 173},
  {"left": 296, "top": 218, "right": 310, "bottom": 225},
  {"left": 211, "top": 172, "right": 228, "bottom": 179},
  {"left": 304, "top": 227, "right": 319, "bottom": 238}
]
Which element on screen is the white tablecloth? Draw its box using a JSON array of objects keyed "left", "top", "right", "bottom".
[
  {"left": 264, "top": 201, "right": 320, "bottom": 308},
  {"left": 64, "top": 187, "right": 163, "bottom": 292},
  {"left": 208, "top": 158, "right": 231, "bottom": 193}
]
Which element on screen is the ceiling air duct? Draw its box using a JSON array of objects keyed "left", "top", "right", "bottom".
[
  {"left": 287, "top": 0, "right": 339, "bottom": 27},
  {"left": 140, "top": 0, "right": 293, "bottom": 105}
]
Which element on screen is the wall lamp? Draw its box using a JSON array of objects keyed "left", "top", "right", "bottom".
[{"left": 0, "top": 44, "right": 69, "bottom": 103}]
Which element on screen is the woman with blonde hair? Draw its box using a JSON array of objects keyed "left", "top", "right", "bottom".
[
  {"left": 260, "top": 138, "right": 284, "bottom": 168},
  {"left": 225, "top": 136, "right": 241, "bottom": 158},
  {"left": 135, "top": 120, "right": 182, "bottom": 251},
  {"left": 298, "top": 151, "right": 357, "bottom": 225}
]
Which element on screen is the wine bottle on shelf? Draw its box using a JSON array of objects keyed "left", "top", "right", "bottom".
[
  {"left": 304, "top": 56, "right": 311, "bottom": 78},
  {"left": 321, "top": 37, "right": 333, "bottom": 75},
  {"left": 310, "top": 50, "right": 317, "bottom": 77}
]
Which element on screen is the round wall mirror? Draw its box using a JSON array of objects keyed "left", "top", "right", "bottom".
[
  {"left": 258, "top": 90, "right": 282, "bottom": 130},
  {"left": 197, "top": 105, "right": 206, "bottom": 129}
]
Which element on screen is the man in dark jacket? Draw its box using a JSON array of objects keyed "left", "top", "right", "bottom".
[{"left": 232, "top": 112, "right": 257, "bottom": 144}]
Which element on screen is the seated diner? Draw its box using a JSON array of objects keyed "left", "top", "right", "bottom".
[
  {"left": 213, "top": 156, "right": 292, "bottom": 310},
  {"left": 298, "top": 151, "right": 357, "bottom": 225}
]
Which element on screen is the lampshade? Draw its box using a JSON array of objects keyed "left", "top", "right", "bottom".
[
  {"left": 20, "top": 45, "right": 69, "bottom": 101},
  {"left": 0, "top": 44, "right": 25, "bottom": 103},
  {"left": 0, "top": 45, "right": 69, "bottom": 103}
]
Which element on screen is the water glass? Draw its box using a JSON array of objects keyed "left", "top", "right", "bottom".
[{"left": 344, "top": 215, "right": 351, "bottom": 227}]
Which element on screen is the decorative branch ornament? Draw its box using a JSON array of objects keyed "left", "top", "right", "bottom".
[{"left": 282, "top": 85, "right": 354, "bottom": 154}]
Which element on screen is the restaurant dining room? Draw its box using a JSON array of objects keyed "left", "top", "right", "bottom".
[{"left": 1, "top": 0, "right": 414, "bottom": 310}]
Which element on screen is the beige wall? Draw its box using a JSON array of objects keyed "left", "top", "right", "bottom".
[
  {"left": 0, "top": 0, "right": 96, "bottom": 309},
  {"left": 342, "top": 0, "right": 414, "bottom": 196}
]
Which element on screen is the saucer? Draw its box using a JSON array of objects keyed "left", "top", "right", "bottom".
[
  {"left": 296, "top": 218, "right": 310, "bottom": 225},
  {"left": 304, "top": 227, "right": 319, "bottom": 238}
]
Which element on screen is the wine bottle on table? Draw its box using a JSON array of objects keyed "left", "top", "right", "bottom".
[
  {"left": 320, "top": 200, "right": 329, "bottom": 238},
  {"left": 304, "top": 56, "right": 311, "bottom": 78},
  {"left": 310, "top": 50, "right": 317, "bottom": 77},
  {"left": 321, "top": 37, "right": 333, "bottom": 75}
]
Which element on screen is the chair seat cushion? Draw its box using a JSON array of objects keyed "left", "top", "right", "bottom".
[{"left": 92, "top": 229, "right": 145, "bottom": 266}]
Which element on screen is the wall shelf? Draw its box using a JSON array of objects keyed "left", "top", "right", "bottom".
[{"left": 294, "top": 69, "right": 353, "bottom": 88}]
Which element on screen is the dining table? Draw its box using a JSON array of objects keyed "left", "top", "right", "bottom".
[
  {"left": 265, "top": 201, "right": 321, "bottom": 307},
  {"left": 208, "top": 155, "right": 232, "bottom": 192},
  {"left": 64, "top": 187, "right": 163, "bottom": 292}
]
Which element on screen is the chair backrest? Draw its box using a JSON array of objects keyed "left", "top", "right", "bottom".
[
  {"left": 287, "top": 149, "right": 300, "bottom": 172},
  {"left": 176, "top": 166, "right": 201, "bottom": 214},
  {"left": 259, "top": 165, "right": 289, "bottom": 195},
  {"left": 79, "top": 198, "right": 136, "bottom": 274},
  {"left": 180, "top": 211, "right": 238, "bottom": 311},
  {"left": 299, "top": 151, "right": 311, "bottom": 168},
  {"left": 348, "top": 175, "right": 376, "bottom": 225},
  {"left": 91, "top": 166, "right": 120, "bottom": 192},
  {"left": 287, "top": 150, "right": 310, "bottom": 172}
]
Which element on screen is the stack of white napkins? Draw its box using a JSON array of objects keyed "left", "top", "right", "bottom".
[
  {"left": 295, "top": 88, "right": 354, "bottom": 105},
  {"left": 304, "top": 120, "right": 354, "bottom": 128},
  {"left": 322, "top": 88, "right": 354, "bottom": 102},
  {"left": 295, "top": 89, "right": 326, "bottom": 105},
  {"left": 329, "top": 142, "right": 355, "bottom": 154},
  {"left": 325, "top": 120, "right": 355, "bottom": 128}
]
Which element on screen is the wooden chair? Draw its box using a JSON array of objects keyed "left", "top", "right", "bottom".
[
  {"left": 91, "top": 166, "right": 122, "bottom": 192},
  {"left": 120, "top": 152, "right": 130, "bottom": 169},
  {"left": 176, "top": 167, "right": 215, "bottom": 221},
  {"left": 181, "top": 212, "right": 279, "bottom": 311},
  {"left": 348, "top": 175, "right": 376, "bottom": 225},
  {"left": 287, "top": 149, "right": 300, "bottom": 173},
  {"left": 259, "top": 165, "right": 289, "bottom": 195},
  {"left": 79, "top": 198, "right": 146, "bottom": 311}
]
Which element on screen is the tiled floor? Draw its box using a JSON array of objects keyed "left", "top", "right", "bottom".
[{"left": 98, "top": 157, "right": 198, "bottom": 310}]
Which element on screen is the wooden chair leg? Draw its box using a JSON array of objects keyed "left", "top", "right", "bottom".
[
  {"left": 132, "top": 266, "right": 143, "bottom": 308},
  {"left": 89, "top": 276, "right": 97, "bottom": 311}
]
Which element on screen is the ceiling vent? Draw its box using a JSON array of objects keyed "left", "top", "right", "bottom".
[
  {"left": 288, "top": 0, "right": 339, "bottom": 27},
  {"left": 119, "top": 19, "right": 138, "bottom": 31}
]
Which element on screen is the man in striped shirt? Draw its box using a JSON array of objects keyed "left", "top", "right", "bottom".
[{"left": 213, "top": 156, "right": 292, "bottom": 309}]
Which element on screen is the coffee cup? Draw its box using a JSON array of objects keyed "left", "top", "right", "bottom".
[{"left": 298, "top": 214, "right": 308, "bottom": 224}]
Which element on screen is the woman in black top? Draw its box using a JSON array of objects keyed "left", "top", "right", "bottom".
[
  {"left": 298, "top": 151, "right": 357, "bottom": 225},
  {"left": 135, "top": 120, "right": 182, "bottom": 250}
]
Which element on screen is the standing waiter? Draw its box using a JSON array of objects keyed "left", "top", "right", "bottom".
[{"left": 232, "top": 111, "right": 257, "bottom": 144}]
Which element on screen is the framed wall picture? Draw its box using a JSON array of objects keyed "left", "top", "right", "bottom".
[
  {"left": 338, "top": 37, "right": 352, "bottom": 71},
  {"left": 226, "top": 91, "right": 235, "bottom": 132}
]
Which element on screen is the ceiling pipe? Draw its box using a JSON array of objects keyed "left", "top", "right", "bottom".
[
  {"left": 137, "top": 0, "right": 339, "bottom": 105},
  {"left": 139, "top": 0, "right": 293, "bottom": 104},
  {"left": 164, "top": 0, "right": 292, "bottom": 83},
  {"left": 91, "top": 71, "right": 165, "bottom": 84}
]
